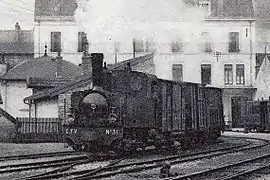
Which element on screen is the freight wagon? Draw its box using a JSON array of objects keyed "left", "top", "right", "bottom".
[{"left": 241, "top": 100, "right": 270, "bottom": 132}]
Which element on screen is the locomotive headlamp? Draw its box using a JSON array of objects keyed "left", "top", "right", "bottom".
[
  {"left": 91, "top": 104, "right": 97, "bottom": 110},
  {"left": 69, "top": 117, "right": 75, "bottom": 123},
  {"left": 66, "top": 114, "right": 75, "bottom": 125},
  {"left": 108, "top": 113, "right": 117, "bottom": 123}
]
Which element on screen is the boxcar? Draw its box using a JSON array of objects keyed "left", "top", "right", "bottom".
[{"left": 241, "top": 100, "right": 270, "bottom": 132}]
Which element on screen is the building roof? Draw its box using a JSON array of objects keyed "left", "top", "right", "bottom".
[
  {"left": 34, "top": 0, "right": 254, "bottom": 22},
  {"left": 34, "top": 0, "right": 77, "bottom": 21},
  {"left": 0, "top": 107, "right": 17, "bottom": 124},
  {"left": 256, "top": 53, "right": 270, "bottom": 77},
  {"left": 255, "top": 55, "right": 270, "bottom": 100},
  {"left": 26, "top": 77, "right": 72, "bottom": 88},
  {"left": 210, "top": 0, "right": 255, "bottom": 19},
  {"left": 1, "top": 54, "right": 82, "bottom": 81},
  {"left": 0, "top": 25, "right": 34, "bottom": 54},
  {"left": 256, "top": 53, "right": 270, "bottom": 64},
  {"left": 24, "top": 53, "right": 154, "bottom": 102}
]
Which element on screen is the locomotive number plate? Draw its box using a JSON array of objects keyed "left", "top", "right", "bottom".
[
  {"left": 105, "top": 129, "right": 119, "bottom": 135},
  {"left": 65, "top": 128, "right": 78, "bottom": 134}
]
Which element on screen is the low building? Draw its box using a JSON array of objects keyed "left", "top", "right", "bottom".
[{"left": 0, "top": 48, "right": 82, "bottom": 118}]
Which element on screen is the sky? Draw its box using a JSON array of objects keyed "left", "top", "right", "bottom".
[{"left": 0, "top": 0, "right": 35, "bottom": 30}]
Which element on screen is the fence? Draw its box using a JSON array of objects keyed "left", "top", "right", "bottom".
[{"left": 16, "top": 117, "right": 63, "bottom": 143}]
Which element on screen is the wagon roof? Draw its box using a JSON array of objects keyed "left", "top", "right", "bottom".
[{"left": 24, "top": 53, "right": 154, "bottom": 102}]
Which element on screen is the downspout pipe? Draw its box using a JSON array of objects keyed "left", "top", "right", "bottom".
[
  {"left": 249, "top": 20, "right": 253, "bottom": 86},
  {"left": 23, "top": 99, "right": 32, "bottom": 120}
]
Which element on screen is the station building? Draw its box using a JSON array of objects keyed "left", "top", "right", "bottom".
[{"left": 33, "top": 0, "right": 256, "bottom": 127}]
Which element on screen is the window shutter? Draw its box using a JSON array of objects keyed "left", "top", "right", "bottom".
[{"left": 51, "top": 32, "right": 61, "bottom": 52}]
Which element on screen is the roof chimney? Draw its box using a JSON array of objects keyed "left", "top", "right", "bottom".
[
  {"left": 44, "top": 44, "right": 48, "bottom": 56},
  {"left": 15, "top": 22, "right": 21, "bottom": 31},
  {"left": 56, "top": 51, "right": 63, "bottom": 78},
  {"left": 0, "top": 55, "right": 7, "bottom": 76},
  {"left": 15, "top": 22, "right": 22, "bottom": 51}
]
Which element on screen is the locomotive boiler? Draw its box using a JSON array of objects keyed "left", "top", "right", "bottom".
[{"left": 63, "top": 53, "right": 225, "bottom": 153}]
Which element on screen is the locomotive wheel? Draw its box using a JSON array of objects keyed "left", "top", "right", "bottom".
[
  {"left": 73, "top": 144, "right": 87, "bottom": 152},
  {"left": 111, "top": 140, "right": 125, "bottom": 155}
]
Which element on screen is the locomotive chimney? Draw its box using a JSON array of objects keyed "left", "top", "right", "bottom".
[
  {"left": 56, "top": 51, "right": 63, "bottom": 79},
  {"left": 91, "top": 53, "right": 104, "bottom": 87}
]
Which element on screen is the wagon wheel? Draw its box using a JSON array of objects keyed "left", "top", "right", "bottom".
[{"left": 73, "top": 144, "right": 80, "bottom": 151}]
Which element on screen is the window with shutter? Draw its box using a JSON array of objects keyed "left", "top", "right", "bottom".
[
  {"left": 224, "top": 64, "right": 233, "bottom": 85},
  {"left": 51, "top": 32, "right": 61, "bottom": 52},
  {"left": 171, "top": 40, "right": 183, "bottom": 53},
  {"left": 228, "top": 32, "right": 240, "bottom": 53},
  {"left": 78, "top": 32, "right": 87, "bottom": 52},
  {"left": 201, "top": 64, "right": 211, "bottom": 85},
  {"left": 201, "top": 32, "right": 212, "bottom": 53},
  {"left": 236, "top": 64, "right": 245, "bottom": 85}
]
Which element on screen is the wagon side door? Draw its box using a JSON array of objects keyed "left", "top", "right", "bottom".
[{"left": 172, "top": 83, "right": 184, "bottom": 132}]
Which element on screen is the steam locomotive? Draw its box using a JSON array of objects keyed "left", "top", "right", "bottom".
[{"left": 63, "top": 53, "right": 225, "bottom": 153}]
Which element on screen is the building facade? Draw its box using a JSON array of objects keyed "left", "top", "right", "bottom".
[{"left": 34, "top": 0, "right": 256, "bottom": 127}]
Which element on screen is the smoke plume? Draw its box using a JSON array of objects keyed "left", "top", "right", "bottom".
[{"left": 75, "top": 0, "right": 207, "bottom": 56}]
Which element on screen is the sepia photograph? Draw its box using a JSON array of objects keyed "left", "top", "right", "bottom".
[{"left": 0, "top": 0, "right": 270, "bottom": 179}]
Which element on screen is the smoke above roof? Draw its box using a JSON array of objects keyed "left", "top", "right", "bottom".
[{"left": 75, "top": 0, "right": 207, "bottom": 45}]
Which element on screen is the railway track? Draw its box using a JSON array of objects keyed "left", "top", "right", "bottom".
[
  {"left": 0, "top": 151, "right": 77, "bottom": 161},
  {"left": 0, "top": 152, "right": 112, "bottom": 180},
  {"left": 17, "top": 137, "right": 267, "bottom": 180},
  {"left": 0, "top": 154, "right": 90, "bottom": 174},
  {"left": 168, "top": 152, "right": 270, "bottom": 180}
]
